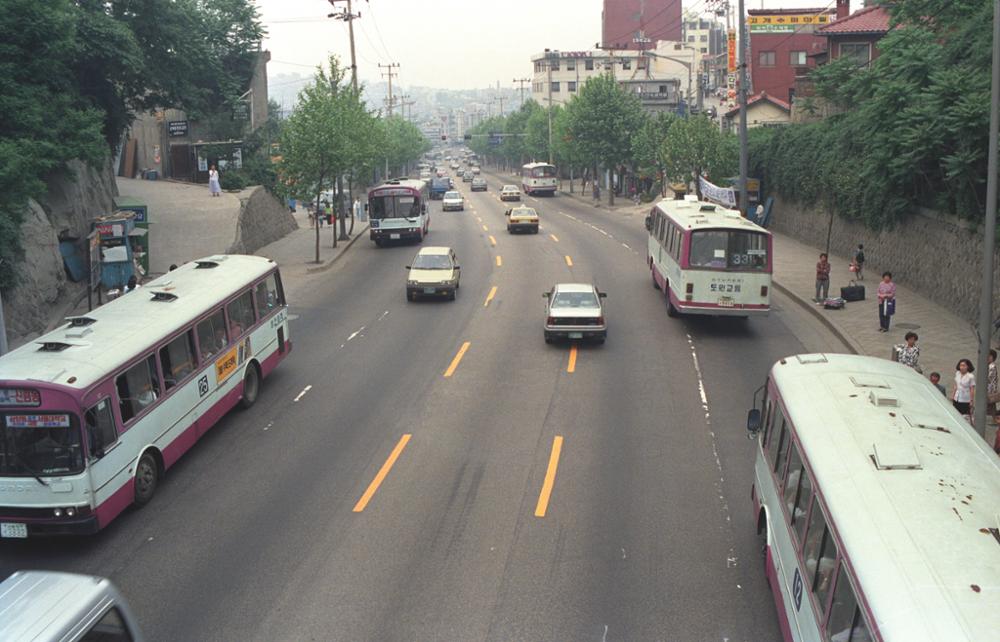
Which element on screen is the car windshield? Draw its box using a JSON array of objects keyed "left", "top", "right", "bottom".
[
  {"left": 503, "top": 186, "right": 517, "bottom": 192},
  {"left": 412, "top": 254, "right": 452, "bottom": 269},
  {"left": 513, "top": 208, "right": 537, "bottom": 216},
  {"left": 552, "top": 291, "right": 599, "bottom": 308},
  {"left": 689, "top": 230, "right": 769, "bottom": 270},
  {"left": 369, "top": 194, "right": 420, "bottom": 220},
  {"left": 0, "top": 412, "right": 84, "bottom": 477},
  {"left": 444, "top": 191, "right": 460, "bottom": 199}
]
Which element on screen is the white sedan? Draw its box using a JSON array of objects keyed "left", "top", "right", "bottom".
[{"left": 442, "top": 190, "right": 464, "bottom": 211}]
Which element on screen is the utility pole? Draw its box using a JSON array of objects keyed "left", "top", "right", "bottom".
[
  {"left": 379, "top": 62, "right": 400, "bottom": 117},
  {"left": 0, "top": 269, "right": 8, "bottom": 355},
  {"left": 974, "top": 0, "right": 1000, "bottom": 437},
  {"left": 496, "top": 94, "right": 505, "bottom": 117},
  {"left": 737, "top": 0, "right": 749, "bottom": 216},
  {"left": 328, "top": 0, "right": 361, "bottom": 93},
  {"left": 513, "top": 78, "right": 530, "bottom": 106}
]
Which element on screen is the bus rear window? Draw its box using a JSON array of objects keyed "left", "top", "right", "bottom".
[
  {"left": 689, "top": 230, "right": 768, "bottom": 270},
  {"left": 531, "top": 166, "right": 556, "bottom": 178},
  {"left": 369, "top": 195, "right": 419, "bottom": 219}
]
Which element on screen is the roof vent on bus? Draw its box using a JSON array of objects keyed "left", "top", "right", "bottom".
[
  {"left": 195, "top": 259, "right": 222, "bottom": 269},
  {"left": 683, "top": 195, "right": 699, "bottom": 202},
  {"left": 150, "top": 291, "right": 178, "bottom": 302},
  {"left": 904, "top": 414, "right": 951, "bottom": 433},
  {"left": 699, "top": 204, "right": 716, "bottom": 212},
  {"left": 65, "top": 316, "right": 97, "bottom": 328},
  {"left": 871, "top": 439, "right": 921, "bottom": 470},
  {"left": 868, "top": 390, "right": 900, "bottom": 408},
  {"left": 795, "top": 354, "right": 829, "bottom": 365},
  {"left": 850, "top": 375, "right": 891, "bottom": 389},
  {"left": 36, "top": 341, "right": 73, "bottom": 352},
  {"left": 64, "top": 326, "right": 93, "bottom": 339}
]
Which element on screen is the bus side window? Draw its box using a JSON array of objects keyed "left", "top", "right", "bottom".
[
  {"left": 771, "top": 418, "right": 790, "bottom": 475},
  {"left": 80, "top": 606, "right": 134, "bottom": 642},
  {"left": 672, "top": 228, "right": 683, "bottom": 260},
  {"left": 159, "top": 330, "right": 196, "bottom": 390},
  {"left": 255, "top": 273, "right": 282, "bottom": 317},
  {"left": 792, "top": 459, "right": 813, "bottom": 544},
  {"left": 826, "top": 565, "right": 872, "bottom": 642},
  {"left": 783, "top": 444, "right": 812, "bottom": 542},
  {"left": 196, "top": 310, "right": 228, "bottom": 361},
  {"left": 116, "top": 355, "right": 161, "bottom": 424},
  {"left": 85, "top": 398, "right": 117, "bottom": 458},
  {"left": 802, "top": 500, "right": 838, "bottom": 612},
  {"left": 226, "top": 290, "right": 255, "bottom": 338}
]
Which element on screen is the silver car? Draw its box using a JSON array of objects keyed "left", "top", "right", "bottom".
[
  {"left": 543, "top": 283, "right": 607, "bottom": 344},
  {"left": 471, "top": 177, "right": 487, "bottom": 191}
]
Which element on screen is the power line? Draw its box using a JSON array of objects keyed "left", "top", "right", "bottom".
[{"left": 365, "top": 1, "right": 395, "bottom": 62}]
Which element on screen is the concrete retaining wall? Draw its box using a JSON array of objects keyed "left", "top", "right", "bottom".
[
  {"left": 228, "top": 187, "right": 299, "bottom": 255},
  {"left": 770, "top": 195, "right": 997, "bottom": 325}
]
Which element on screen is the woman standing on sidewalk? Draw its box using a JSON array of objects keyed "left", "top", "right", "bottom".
[
  {"left": 208, "top": 165, "right": 221, "bottom": 197},
  {"left": 877, "top": 271, "right": 896, "bottom": 332},
  {"left": 952, "top": 359, "right": 975, "bottom": 420},
  {"left": 894, "top": 331, "right": 921, "bottom": 372}
]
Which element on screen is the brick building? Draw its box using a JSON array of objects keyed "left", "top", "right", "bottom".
[
  {"left": 602, "top": 0, "right": 683, "bottom": 49},
  {"left": 818, "top": 1, "right": 892, "bottom": 65},
  {"left": 747, "top": 7, "right": 836, "bottom": 104}
]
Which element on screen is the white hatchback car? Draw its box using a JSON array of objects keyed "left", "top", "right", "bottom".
[
  {"left": 442, "top": 190, "right": 464, "bottom": 211},
  {"left": 406, "top": 247, "right": 461, "bottom": 301},
  {"left": 543, "top": 283, "right": 607, "bottom": 344},
  {"left": 500, "top": 185, "right": 521, "bottom": 201}
]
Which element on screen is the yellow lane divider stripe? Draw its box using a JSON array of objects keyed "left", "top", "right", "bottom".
[
  {"left": 534, "top": 436, "right": 564, "bottom": 518},
  {"left": 353, "top": 434, "right": 412, "bottom": 512},
  {"left": 484, "top": 286, "right": 498, "bottom": 307},
  {"left": 567, "top": 344, "right": 577, "bottom": 373},
  {"left": 444, "top": 341, "right": 471, "bottom": 378},
  {"left": 565, "top": 255, "right": 573, "bottom": 267}
]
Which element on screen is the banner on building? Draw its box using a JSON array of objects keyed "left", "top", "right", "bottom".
[
  {"left": 727, "top": 30, "right": 737, "bottom": 72},
  {"left": 699, "top": 176, "right": 736, "bottom": 209},
  {"left": 748, "top": 13, "right": 830, "bottom": 33}
]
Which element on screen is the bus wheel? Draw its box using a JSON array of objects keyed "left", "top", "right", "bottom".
[
  {"left": 652, "top": 270, "right": 661, "bottom": 290},
  {"left": 666, "top": 296, "right": 679, "bottom": 318},
  {"left": 133, "top": 452, "right": 159, "bottom": 507},
  {"left": 240, "top": 362, "right": 261, "bottom": 409}
]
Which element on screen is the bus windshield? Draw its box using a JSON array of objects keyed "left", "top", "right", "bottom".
[
  {"left": 689, "top": 230, "right": 769, "bottom": 270},
  {"left": 0, "top": 413, "right": 84, "bottom": 477},
  {"left": 369, "top": 194, "right": 420, "bottom": 219},
  {"left": 530, "top": 166, "right": 556, "bottom": 178}
]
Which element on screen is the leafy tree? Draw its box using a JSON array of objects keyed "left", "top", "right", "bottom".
[
  {"left": 563, "top": 74, "right": 646, "bottom": 204},
  {"left": 632, "top": 111, "right": 679, "bottom": 196},
  {"left": 381, "top": 116, "right": 430, "bottom": 177},
  {"left": 661, "top": 115, "right": 732, "bottom": 197}
]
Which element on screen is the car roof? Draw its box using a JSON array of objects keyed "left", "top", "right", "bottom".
[
  {"left": 502, "top": 185, "right": 518, "bottom": 190},
  {"left": 417, "top": 246, "right": 452, "bottom": 256},
  {"left": 511, "top": 205, "right": 536, "bottom": 212},
  {"left": 0, "top": 571, "right": 124, "bottom": 641},
  {"left": 553, "top": 283, "right": 597, "bottom": 293}
]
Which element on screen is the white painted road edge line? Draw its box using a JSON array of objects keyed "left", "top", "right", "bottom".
[{"left": 293, "top": 385, "right": 313, "bottom": 402}]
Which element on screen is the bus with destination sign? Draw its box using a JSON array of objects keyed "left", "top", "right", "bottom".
[
  {"left": 368, "top": 179, "right": 431, "bottom": 246},
  {"left": 0, "top": 255, "right": 290, "bottom": 537}
]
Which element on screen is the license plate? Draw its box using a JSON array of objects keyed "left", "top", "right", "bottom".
[
  {"left": 423, "top": 287, "right": 436, "bottom": 294},
  {"left": 568, "top": 332, "right": 584, "bottom": 339},
  {"left": 1, "top": 522, "right": 28, "bottom": 538},
  {"left": 390, "top": 233, "right": 400, "bottom": 240},
  {"left": 718, "top": 297, "right": 734, "bottom": 307}
]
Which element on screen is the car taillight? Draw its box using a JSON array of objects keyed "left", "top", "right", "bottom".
[
  {"left": 546, "top": 316, "right": 556, "bottom": 325},
  {"left": 761, "top": 285, "right": 768, "bottom": 297},
  {"left": 686, "top": 283, "right": 694, "bottom": 294},
  {"left": 596, "top": 316, "right": 604, "bottom": 325}
]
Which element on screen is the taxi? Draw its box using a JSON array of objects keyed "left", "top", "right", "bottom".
[{"left": 505, "top": 205, "right": 539, "bottom": 234}]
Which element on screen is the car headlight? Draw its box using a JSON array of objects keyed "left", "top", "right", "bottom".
[{"left": 407, "top": 280, "right": 419, "bottom": 286}]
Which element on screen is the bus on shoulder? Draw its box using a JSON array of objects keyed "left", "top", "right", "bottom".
[
  {"left": 746, "top": 353, "right": 1000, "bottom": 641},
  {"left": 0, "top": 255, "right": 291, "bottom": 537},
  {"left": 646, "top": 195, "right": 771, "bottom": 318}
]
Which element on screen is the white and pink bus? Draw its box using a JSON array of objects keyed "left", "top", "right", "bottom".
[
  {"left": 0, "top": 255, "right": 290, "bottom": 537},
  {"left": 747, "top": 354, "right": 1000, "bottom": 641},
  {"left": 645, "top": 196, "right": 771, "bottom": 317},
  {"left": 368, "top": 179, "right": 430, "bottom": 246},
  {"left": 521, "top": 162, "right": 558, "bottom": 196}
]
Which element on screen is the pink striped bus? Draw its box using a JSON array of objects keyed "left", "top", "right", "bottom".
[
  {"left": 0, "top": 255, "right": 290, "bottom": 537},
  {"left": 645, "top": 196, "right": 771, "bottom": 318}
]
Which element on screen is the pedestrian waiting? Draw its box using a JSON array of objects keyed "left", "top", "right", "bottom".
[
  {"left": 952, "top": 359, "right": 975, "bottom": 423},
  {"left": 929, "top": 372, "right": 946, "bottom": 396},
  {"left": 850, "top": 244, "right": 865, "bottom": 280},
  {"left": 877, "top": 271, "right": 896, "bottom": 332},
  {"left": 893, "top": 332, "right": 921, "bottom": 372},
  {"left": 814, "top": 253, "right": 831, "bottom": 303}
]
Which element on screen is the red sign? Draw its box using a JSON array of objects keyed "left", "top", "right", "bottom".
[
  {"left": 727, "top": 30, "right": 737, "bottom": 73},
  {"left": 0, "top": 388, "right": 41, "bottom": 407}
]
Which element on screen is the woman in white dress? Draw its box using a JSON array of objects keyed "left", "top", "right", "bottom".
[{"left": 208, "top": 164, "right": 221, "bottom": 197}]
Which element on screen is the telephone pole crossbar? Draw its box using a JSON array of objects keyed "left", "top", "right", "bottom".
[
  {"left": 379, "top": 62, "right": 401, "bottom": 117},
  {"left": 327, "top": 0, "right": 361, "bottom": 92}
]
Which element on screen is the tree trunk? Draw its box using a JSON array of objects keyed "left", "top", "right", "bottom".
[
  {"left": 607, "top": 167, "right": 615, "bottom": 207},
  {"left": 313, "top": 180, "right": 324, "bottom": 263},
  {"left": 337, "top": 174, "right": 349, "bottom": 241}
]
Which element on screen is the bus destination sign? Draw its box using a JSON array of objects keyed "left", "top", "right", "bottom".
[
  {"left": 0, "top": 388, "right": 41, "bottom": 407},
  {"left": 5, "top": 414, "right": 71, "bottom": 428}
]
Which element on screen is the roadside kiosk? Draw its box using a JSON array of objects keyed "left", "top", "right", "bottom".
[
  {"left": 113, "top": 196, "right": 150, "bottom": 275},
  {"left": 93, "top": 211, "right": 147, "bottom": 289}
]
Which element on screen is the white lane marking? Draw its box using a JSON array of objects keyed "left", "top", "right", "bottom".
[
  {"left": 293, "top": 385, "right": 313, "bottom": 402},
  {"left": 378, "top": 310, "right": 389, "bottom": 321},
  {"left": 622, "top": 242, "right": 631, "bottom": 250},
  {"left": 263, "top": 422, "right": 273, "bottom": 432},
  {"left": 347, "top": 326, "right": 365, "bottom": 342},
  {"left": 602, "top": 625, "right": 609, "bottom": 642}
]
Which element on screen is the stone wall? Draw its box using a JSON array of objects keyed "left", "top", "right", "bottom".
[
  {"left": 227, "top": 187, "right": 298, "bottom": 255},
  {"left": 3, "top": 158, "right": 118, "bottom": 342},
  {"left": 770, "top": 195, "right": 996, "bottom": 324}
]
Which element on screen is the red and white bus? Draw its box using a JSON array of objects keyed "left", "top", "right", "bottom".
[
  {"left": 368, "top": 179, "right": 430, "bottom": 246},
  {"left": 521, "top": 162, "right": 557, "bottom": 196},
  {"left": 747, "top": 354, "right": 1000, "bottom": 641},
  {"left": 646, "top": 196, "right": 771, "bottom": 317},
  {"left": 0, "top": 255, "right": 290, "bottom": 537}
]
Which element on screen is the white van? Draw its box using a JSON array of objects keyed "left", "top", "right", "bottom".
[{"left": 0, "top": 571, "right": 144, "bottom": 641}]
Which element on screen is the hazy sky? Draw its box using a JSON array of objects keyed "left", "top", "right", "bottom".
[{"left": 258, "top": 0, "right": 846, "bottom": 91}]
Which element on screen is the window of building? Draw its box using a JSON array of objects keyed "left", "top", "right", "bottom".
[
  {"left": 85, "top": 398, "right": 117, "bottom": 458},
  {"left": 700, "top": 35, "right": 708, "bottom": 42},
  {"left": 700, "top": 20, "right": 710, "bottom": 29},
  {"left": 622, "top": 59, "right": 631, "bottom": 70},
  {"left": 826, "top": 567, "right": 873, "bottom": 642},
  {"left": 701, "top": 47, "right": 708, "bottom": 53},
  {"left": 566, "top": 59, "right": 575, "bottom": 71},
  {"left": 638, "top": 57, "right": 648, "bottom": 69},
  {"left": 687, "top": 35, "right": 696, "bottom": 42},
  {"left": 658, "top": 84, "right": 668, "bottom": 93},
  {"left": 759, "top": 51, "right": 776, "bottom": 66},
  {"left": 534, "top": 62, "right": 543, "bottom": 73},
  {"left": 550, "top": 81, "right": 560, "bottom": 93},
  {"left": 568, "top": 81, "right": 577, "bottom": 92},
  {"left": 840, "top": 42, "right": 872, "bottom": 65},
  {"left": 687, "top": 21, "right": 697, "bottom": 29},
  {"left": 790, "top": 50, "right": 807, "bottom": 65},
  {"left": 549, "top": 59, "right": 560, "bottom": 71},
  {"left": 226, "top": 290, "right": 255, "bottom": 338},
  {"left": 196, "top": 310, "right": 228, "bottom": 361},
  {"left": 116, "top": 355, "right": 161, "bottom": 424},
  {"left": 585, "top": 59, "right": 594, "bottom": 70},
  {"left": 159, "top": 331, "right": 197, "bottom": 390}
]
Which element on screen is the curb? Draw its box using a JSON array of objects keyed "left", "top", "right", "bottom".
[
  {"left": 772, "top": 279, "right": 863, "bottom": 355},
  {"left": 305, "top": 223, "right": 370, "bottom": 274}
]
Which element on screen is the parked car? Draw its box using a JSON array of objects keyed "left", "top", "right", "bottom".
[
  {"left": 500, "top": 185, "right": 521, "bottom": 201},
  {"left": 406, "top": 246, "right": 460, "bottom": 301},
  {"left": 505, "top": 205, "right": 539, "bottom": 233},
  {"left": 543, "top": 283, "right": 607, "bottom": 344},
  {"left": 442, "top": 190, "right": 465, "bottom": 211},
  {"left": 471, "top": 177, "right": 487, "bottom": 192}
]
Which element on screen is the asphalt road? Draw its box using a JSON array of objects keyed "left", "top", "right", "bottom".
[{"left": 0, "top": 169, "right": 849, "bottom": 641}]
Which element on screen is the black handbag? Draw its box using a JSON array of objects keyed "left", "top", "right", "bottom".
[{"left": 840, "top": 281, "right": 865, "bottom": 302}]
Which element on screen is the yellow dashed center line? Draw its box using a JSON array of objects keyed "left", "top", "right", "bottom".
[
  {"left": 496, "top": 255, "right": 503, "bottom": 267},
  {"left": 534, "top": 436, "right": 564, "bottom": 518},
  {"left": 484, "top": 286, "right": 498, "bottom": 307},
  {"left": 444, "top": 341, "right": 471, "bottom": 378},
  {"left": 482, "top": 224, "right": 489, "bottom": 232},
  {"left": 567, "top": 344, "right": 577, "bottom": 373},
  {"left": 353, "top": 434, "right": 412, "bottom": 512},
  {"left": 564, "top": 255, "right": 573, "bottom": 267},
  {"left": 489, "top": 235, "right": 497, "bottom": 247},
  {"left": 550, "top": 234, "right": 559, "bottom": 242}
]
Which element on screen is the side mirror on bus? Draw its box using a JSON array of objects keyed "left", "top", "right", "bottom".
[
  {"left": 405, "top": 265, "right": 411, "bottom": 270},
  {"left": 746, "top": 408, "right": 762, "bottom": 435},
  {"left": 598, "top": 291, "right": 607, "bottom": 298},
  {"left": 542, "top": 292, "right": 551, "bottom": 298},
  {"left": 644, "top": 215, "right": 652, "bottom": 231}
]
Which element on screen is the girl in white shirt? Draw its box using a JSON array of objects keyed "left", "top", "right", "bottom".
[{"left": 952, "top": 358, "right": 975, "bottom": 417}]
